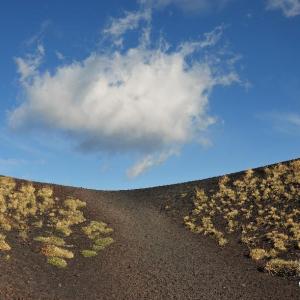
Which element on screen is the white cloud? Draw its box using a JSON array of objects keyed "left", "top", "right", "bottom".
[
  {"left": 103, "top": 9, "right": 151, "bottom": 46},
  {"left": 0, "top": 158, "right": 26, "bottom": 166},
  {"left": 140, "top": 0, "right": 232, "bottom": 13},
  {"left": 24, "top": 20, "right": 51, "bottom": 47},
  {"left": 266, "top": 0, "right": 300, "bottom": 17},
  {"left": 284, "top": 113, "right": 300, "bottom": 126},
  {"left": 14, "top": 44, "right": 45, "bottom": 84},
  {"left": 55, "top": 51, "right": 65, "bottom": 61},
  {"left": 257, "top": 111, "right": 300, "bottom": 135},
  {"left": 11, "top": 11, "right": 239, "bottom": 177},
  {"left": 127, "top": 149, "right": 179, "bottom": 178}
]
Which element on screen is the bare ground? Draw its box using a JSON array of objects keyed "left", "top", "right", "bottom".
[{"left": 0, "top": 160, "right": 299, "bottom": 299}]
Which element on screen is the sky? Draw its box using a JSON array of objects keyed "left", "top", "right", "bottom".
[{"left": 0, "top": 0, "right": 300, "bottom": 190}]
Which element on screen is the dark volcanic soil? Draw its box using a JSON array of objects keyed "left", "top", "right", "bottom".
[{"left": 0, "top": 160, "right": 300, "bottom": 299}]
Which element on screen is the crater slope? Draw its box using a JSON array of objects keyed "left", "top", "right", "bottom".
[{"left": 0, "top": 158, "right": 299, "bottom": 299}]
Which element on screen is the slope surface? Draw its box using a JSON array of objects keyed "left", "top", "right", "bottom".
[{"left": 0, "top": 161, "right": 299, "bottom": 299}]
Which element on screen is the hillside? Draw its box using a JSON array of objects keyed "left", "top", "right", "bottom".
[{"left": 0, "top": 158, "right": 299, "bottom": 299}]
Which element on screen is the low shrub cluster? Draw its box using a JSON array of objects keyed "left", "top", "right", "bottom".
[
  {"left": 81, "top": 221, "right": 114, "bottom": 255},
  {"left": 182, "top": 160, "right": 300, "bottom": 277},
  {"left": 0, "top": 177, "right": 114, "bottom": 268}
]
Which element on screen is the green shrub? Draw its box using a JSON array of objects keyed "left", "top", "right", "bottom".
[
  {"left": 81, "top": 250, "right": 98, "bottom": 257},
  {"left": 0, "top": 178, "right": 115, "bottom": 268},
  {"left": 181, "top": 160, "right": 300, "bottom": 276},
  {"left": 47, "top": 257, "right": 67, "bottom": 268}
]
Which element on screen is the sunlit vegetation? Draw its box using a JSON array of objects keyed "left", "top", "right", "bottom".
[
  {"left": 82, "top": 222, "right": 114, "bottom": 255},
  {"left": 265, "top": 259, "right": 300, "bottom": 276},
  {"left": 182, "top": 160, "right": 300, "bottom": 277},
  {"left": 0, "top": 177, "right": 114, "bottom": 268},
  {"left": 34, "top": 235, "right": 66, "bottom": 247},
  {"left": 81, "top": 250, "right": 98, "bottom": 258},
  {"left": 47, "top": 257, "right": 68, "bottom": 269},
  {"left": 41, "top": 244, "right": 74, "bottom": 259},
  {"left": 92, "top": 237, "right": 114, "bottom": 251},
  {"left": 0, "top": 233, "right": 11, "bottom": 251}
]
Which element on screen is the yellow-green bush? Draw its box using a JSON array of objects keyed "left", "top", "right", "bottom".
[
  {"left": 181, "top": 160, "right": 300, "bottom": 276},
  {"left": 82, "top": 221, "right": 113, "bottom": 239},
  {"left": 250, "top": 248, "right": 267, "bottom": 260},
  {"left": 92, "top": 237, "right": 114, "bottom": 251},
  {"left": 0, "top": 233, "right": 11, "bottom": 251},
  {"left": 265, "top": 259, "right": 300, "bottom": 276},
  {"left": 0, "top": 177, "right": 114, "bottom": 268},
  {"left": 41, "top": 244, "right": 74, "bottom": 259},
  {"left": 34, "top": 235, "right": 66, "bottom": 246},
  {"left": 47, "top": 257, "right": 67, "bottom": 268},
  {"left": 81, "top": 250, "right": 98, "bottom": 257},
  {"left": 82, "top": 222, "right": 114, "bottom": 256}
]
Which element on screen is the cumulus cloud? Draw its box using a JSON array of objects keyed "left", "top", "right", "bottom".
[
  {"left": 103, "top": 9, "right": 151, "bottom": 46},
  {"left": 24, "top": 20, "right": 52, "bottom": 47},
  {"left": 10, "top": 10, "right": 239, "bottom": 177},
  {"left": 127, "top": 149, "right": 179, "bottom": 178},
  {"left": 140, "top": 0, "right": 232, "bottom": 13},
  {"left": 14, "top": 44, "right": 44, "bottom": 84},
  {"left": 55, "top": 51, "right": 65, "bottom": 61},
  {"left": 266, "top": 0, "right": 300, "bottom": 17}
]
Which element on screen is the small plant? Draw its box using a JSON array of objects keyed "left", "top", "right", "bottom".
[
  {"left": 92, "top": 237, "right": 114, "bottom": 251},
  {"left": 34, "top": 235, "right": 66, "bottom": 246},
  {"left": 180, "top": 160, "right": 300, "bottom": 277},
  {"left": 82, "top": 222, "right": 115, "bottom": 254},
  {"left": 0, "top": 178, "right": 115, "bottom": 268},
  {"left": 41, "top": 244, "right": 74, "bottom": 259},
  {"left": 47, "top": 257, "right": 67, "bottom": 268},
  {"left": 265, "top": 259, "right": 300, "bottom": 276},
  {"left": 250, "top": 248, "right": 267, "bottom": 260},
  {"left": 0, "top": 234, "right": 11, "bottom": 251},
  {"left": 81, "top": 250, "right": 98, "bottom": 257},
  {"left": 82, "top": 221, "right": 113, "bottom": 239}
]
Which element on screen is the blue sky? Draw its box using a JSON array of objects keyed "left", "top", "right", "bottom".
[{"left": 1, "top": 0, "right": 300, "bottom": 190}]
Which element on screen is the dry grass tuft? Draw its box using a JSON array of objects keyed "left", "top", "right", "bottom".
[
  {"left": 0, "top": 177, "right": 115, "bottom": 268},
  {"left": 180, "top": 160, "right": 300, "bottom": 277},
  {"left": 34, "top": 236, "right": 66, "bottom": 247},
  {"left": 0, "top": 234, "right": 11, "bottom": 251},
  {"left": 41, "top": 244, "right": 74, "bottom": 259},
  {"left": 250, "top": 248, "right": 267, "bottom": 260},
  {"left": 265, "top": 259, "right": 300, "bottom": 276}
]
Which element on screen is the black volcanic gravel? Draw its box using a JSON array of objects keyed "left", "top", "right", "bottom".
[{"left": 0, "top": 158, "right": 299, "bottom": 299}]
